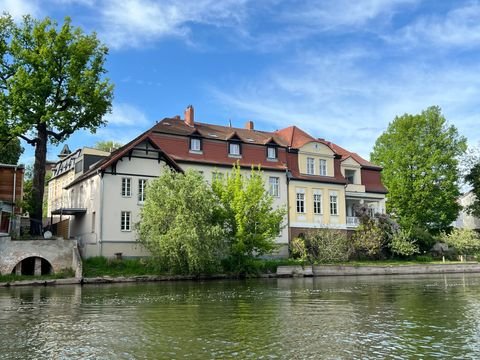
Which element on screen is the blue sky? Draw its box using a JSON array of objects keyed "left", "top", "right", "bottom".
[{"left": 6, "top": 0, "right": 480, "bottom": 164}]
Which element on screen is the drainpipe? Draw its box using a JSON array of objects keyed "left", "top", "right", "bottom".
[
  {"left": 10, "top": 165, "right": 17, "bottom": 234},
  {"left": 99, "top": 172, "right": 104, "bottom": 257}
]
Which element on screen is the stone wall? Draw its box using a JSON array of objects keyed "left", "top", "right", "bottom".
[{"left": 0, "top": 236, "right": 81, "bottom": 276}]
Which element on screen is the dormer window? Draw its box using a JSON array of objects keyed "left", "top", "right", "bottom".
[
  {"left": 267, "top": 146, "right": 277, "bottom": 160},
  {"left": 190, "top": 137, "right": 202, "bottom": 153},
  {"left": 229, "top": 142, "right": 241, "bottom": 156},
  {"left": 319, "top": 159, "right": 327, "bottom": 176},
  {"left": 345, "top": 169, "right": 356, "bottom": 184},
  {"left": 307, "top": 157, "right": 315, "bottom": 175}
]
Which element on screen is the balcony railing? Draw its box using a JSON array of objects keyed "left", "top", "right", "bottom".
[{"left": 347, "top": 216, "right": 360, "bottom": 227}]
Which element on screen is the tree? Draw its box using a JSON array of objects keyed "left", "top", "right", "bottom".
[
  {"left": 440, "top": 228, "right": 480, "bottom": 256},
  {"left": 94, "top": 140, "right": 122, "bottom": 152},
  {"left": 371, "top": 106, "right": 466, "bottom": 233},
  {"left": 465, "top": 162, "right": 480, "bottom": 217},
  {"left": 0, "top": 138, "right": 23, "bottom": 164},
  {"left": 212, "top": 163, "right": 287, "bottom": 272},
  {"left": 137, "top": 169, "right": 226, "bottom": 275},
  {"left": 0, "top": 15, "right": 114, "bottom": 234}
]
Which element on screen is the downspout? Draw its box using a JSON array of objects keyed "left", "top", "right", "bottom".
[
  {"left": 99, "top": 172, "right": 104, "bottom": 257},
  {"left": 11, "top": 165, "right": 17, "bottom": 233}
]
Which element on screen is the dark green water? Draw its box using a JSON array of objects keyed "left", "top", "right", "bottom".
[{"left": 1, "top": 275, "right": 480, "bottom": 359}]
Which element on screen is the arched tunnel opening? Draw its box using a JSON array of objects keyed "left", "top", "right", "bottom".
[{"left": 11, "top": 257, "right": 53, "bottom": 276}]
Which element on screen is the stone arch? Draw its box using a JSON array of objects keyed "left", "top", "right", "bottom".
[{"left": 7, "top": 255, "right": 54, "bottom": 276}]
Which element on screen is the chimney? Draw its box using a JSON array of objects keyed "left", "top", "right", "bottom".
[
  {"left": 245, "top": 120, "right": 254, "bottom": 130},
  {"left": 184, "top": 105, "right": 194, "bottom": 127}
]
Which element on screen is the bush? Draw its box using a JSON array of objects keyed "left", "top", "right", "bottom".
[
  {"left": 415, "top": 255, "right": 433, "bottom": 263},
  {"left": 303, "top": 228, "right": 350, "bottom": 263},
  {"left": 389, "top": 229, "right": 419, "bottom": 257},
  {"left": 410, "top": 227, "right": 437, "bottom": 252},
  {"left": 289, "top": 237, "right": 307, "bottom": 260},
  {"left": 440, "top": 228, "right": 480, "bottom": 255},
  {"left": 351, "top": 221, "right": 386, "bottom": 259}
]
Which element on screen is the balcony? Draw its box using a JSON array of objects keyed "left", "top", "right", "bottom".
[
  {"left": 345, "top": 184, "right": 365, "bottom": 193},
  {"left": 347, "top": 216, "right": 360, "bottom": 227}
]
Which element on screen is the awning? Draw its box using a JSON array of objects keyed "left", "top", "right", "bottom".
[{"left": 51, "top": 208, "right": 87, "bottom": 215}]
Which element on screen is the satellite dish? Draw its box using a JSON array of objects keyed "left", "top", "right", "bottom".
[{"left": 44, "top": 231, "right": 52, "bottom": 239}]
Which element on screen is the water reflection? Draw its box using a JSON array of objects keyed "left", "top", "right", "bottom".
[{"left": 1, "top": 274, "right": 480, "bottom": 359}]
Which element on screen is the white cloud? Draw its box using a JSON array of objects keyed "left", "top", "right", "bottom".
[
  {"left": 98, "top": 0, "right": 249, "bottom": 49},
  {"left": 393, "top": 2, "right": 480, "bottom": 48},
  {"left": 0, "top": 0, "right": 40, "bottom": 19},
  {"left": 104, "top": 102, "right": 149, "bottom": 127},
  {"left": 210, "top": 49, "right": 480, "bottom": 160}
]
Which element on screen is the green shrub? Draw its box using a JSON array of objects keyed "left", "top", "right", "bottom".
[
  {"left": 415, "top": 255, "right": 433, "bottom": 263},
  {"left": 304, "top": 228, "right": 350, "bottom": 263},
  {"left": 289, "top": 237, "right": 307, "bottom": 260},
  {"left": 440, "top": 228, "right": 480, "bottom": 255},
  {"left": 389, "top": 229, "right": 419, "bottom": 257}
]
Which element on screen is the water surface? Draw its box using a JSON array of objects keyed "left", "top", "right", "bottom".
[{"left": 1, "top": 274, "right": 480, "bottom": 359}]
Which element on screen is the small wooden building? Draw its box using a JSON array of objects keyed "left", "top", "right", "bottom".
[{"left": 0, "top": 163, "right": 24, "bottom": 234}]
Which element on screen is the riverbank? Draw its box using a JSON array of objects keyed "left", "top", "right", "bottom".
[{"left": 2, "top": 262, "right": 480, "bottom": 287}]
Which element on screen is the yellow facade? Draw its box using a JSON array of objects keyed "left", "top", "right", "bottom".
[
  {"left": 297, "top": 142, "right": 335, "bottom": 176},
  {"left": 288, "top": 180, "right": 346, "bottom": 228}
]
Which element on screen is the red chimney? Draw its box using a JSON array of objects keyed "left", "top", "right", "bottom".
[
  {"left": 245, "top": 120, "right": 254, "bottom": 130},
  {"left": 185, "top": 105, "right": 194, "bottom": 127}
]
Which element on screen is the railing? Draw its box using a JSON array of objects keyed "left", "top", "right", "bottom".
[{"left": 346, "top": 217, "right": 360, "bottom": 227}]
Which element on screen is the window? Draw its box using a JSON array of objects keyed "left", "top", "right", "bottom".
[
  {"left": 269, "top": 177, "right": 280, "bottom": 197},
  {"left": 190, "top": 138, "right": 202, "bottom": 152},
  {"left": 345, "top": 169, "right": 355, "bottom": 184},
  {"left": 313, "top": 192, "right": 322, "bottom": 214},
  {"left": 307, "top": 157, "right": 315, "bottom": 175},
  {"left": 296, "top": 191, "right": 305, "bottom": 213},
  {"left": 229, "top": 142, "right": 241, "bottom": 156},
  {"left": 319, "top": 159, "right": 327, "bottom": 176},
  {"left": 330, "top": 192, "right": 338, "bottom": 215},
  {"left": 138, "top": 179, "right": 147, "bottom": 202},
  {"left": 121, "top": 211, "right": 131, "bottom": 231},
  {"left": 267, "top": 146, "right": 277, "bottom": 160},
  {"left": 122, "top": 177, "right": 131, "bottom": 197}
]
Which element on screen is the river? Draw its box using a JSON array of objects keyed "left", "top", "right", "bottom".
[{"left": 1, "top": 274, "right": 480, "bottom": 359}]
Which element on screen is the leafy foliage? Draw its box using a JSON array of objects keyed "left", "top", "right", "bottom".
[
  {"left": 212, "top": 163, "right": 287, "bottom": 272},
  {"left": 389, "top": 229, "right": 419, "bottom": 257},
  {"left": 94, "top": 140, "right": 122, "bottom": 152},
  {"left": 0, "top": 138, "right": 23, "bottom": 164},
  {"left": 440, "top": 228, "right": 480, "bottom": 255},
  {"left": 371, "top": 106, "right": 466, "bottom": 233},
  {"left": 303, "top": 229, "right": 350, "bottom": 263},
  {"left": 0, "top": 14, "right": 113, "bottom": 232},
  {"left": 289, "top": 237, "right": 307, "bottom": 260},
  {"left": 137, "top": 169, "right": 226, "bottom": 275},
  {"left": 465, "top": 162, "right": 480, "bottom": 217}
]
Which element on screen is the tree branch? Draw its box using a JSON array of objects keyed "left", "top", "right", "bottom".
[{"left": 18, "top": 134, "right": 37, "bottom": 146}]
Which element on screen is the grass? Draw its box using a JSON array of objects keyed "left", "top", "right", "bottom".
[
  {"left": 82, "top": 256, "right": 162, "bottom": 277},
  {"left": 0, "top": 269, "right": 75, "bottom": 283}
]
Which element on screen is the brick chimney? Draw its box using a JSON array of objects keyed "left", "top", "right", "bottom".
[
  {"left": 245, "top": 120, "right": 254, "bottom": 130},
  {"left": 185, "top": 105, "right": 194, "bottom": 127}
]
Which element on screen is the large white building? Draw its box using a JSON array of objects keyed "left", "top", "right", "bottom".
[{"left": 53, "top": 106, "right": 387, "bottom": 258}]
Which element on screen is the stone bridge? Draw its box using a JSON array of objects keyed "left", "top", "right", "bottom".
[{"left": 0, "top": 235, "right": 82, "bottom": 277}]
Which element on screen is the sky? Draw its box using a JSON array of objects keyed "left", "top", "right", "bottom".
[{"left": 5, "top": 0, "right": 480, "bottom": 165}]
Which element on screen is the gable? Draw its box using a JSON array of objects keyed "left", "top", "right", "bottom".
[{"left": 300, "top": 141, "right": 335, "bottom": 156}]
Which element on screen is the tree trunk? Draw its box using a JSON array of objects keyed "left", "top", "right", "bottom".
[{"left": 30, "top": 123, "right": 47, "bottom": 236}]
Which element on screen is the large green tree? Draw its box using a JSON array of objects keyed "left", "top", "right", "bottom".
[
  {"left": 137, "top": 169, "right": 226, "bottom": 275},
  {"left": 0, "top": 15, "right": 113, "bottom": 234},
  {"left": 465, "top": 162, "right": 480, "bottom": 217},
  {"left": 94, "top": 140, "right": 122, "bottom": 152},
  {"left": 371, "top": 106, "right": 466, "bottom": 233},
  {"left": 0, "top": 138, "right": 23, "bottom": 164},
  {"left": 212, "top": 163, "right": 287, "bottom": 272}
]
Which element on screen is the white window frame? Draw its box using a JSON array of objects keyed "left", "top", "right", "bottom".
[
  {"left": 269, "top": 177, "right": 280, "bottom": 197},
  {"left": 267, "top": 146, "right": 277, "bottom": 160},
  {"left": 330, "top": 191, "right": 338, "bottom": 215},
  {"left": 307, "top": 157, "right": 315, "bottom": 175},
  {"left": 319, "top": 159, "right": 327, "bottom": 176},
  {"left": 313, "top": 192, "right": 322, "bottom": 214},
  {"left": 138, "top": 179, "right": 147, "bottom": 203},
  {"left": 229, "top": 142, "right": 241, "bottom": 156},
  {"left": 296, "top": 190, "right": 305, "bottom": 213},
  {"left": 190, "top": 138, "right": 201, "bottom": 152},
  {"left": 121, "top": 211, "right": 131, "bottom": 232},
  {"left": 122, "top": 177, "right": 132, "bottom": 197}
]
